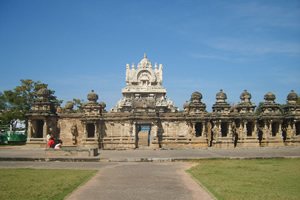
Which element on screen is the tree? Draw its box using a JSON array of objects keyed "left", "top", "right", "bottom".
[
  {"left": 72, "top": 98, "right": 85, "bottom": 112},
  {"left": 0, "top": 92, "right": 6, "bottom": 111},
  {"left": 0, "top": 79, "right": 62, "bottom": 131},
  {"left": 255, "top": 102, "right": 264, "bottom": 115}
]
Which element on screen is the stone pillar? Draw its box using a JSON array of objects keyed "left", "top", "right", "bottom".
[
  {"left": 206, "top": 121, "right": 212, "bottom": 145},
  {"left": 211, "top": 121, "right": 217, "bottom": 139},
  {"left": 263, "top": 121, "right": 268, "bottom": 138},
  {"left": 202, "top": 122, "right": 206, "bottom": 138},
  {"left": 292, "top": 121, "right": 296, "bottom": 137},
  {"left": 43, "top": 120, "right": 48, "bottom": 139},
  {"left": 83, "top": 122, "right": 87, "bottom": 138},
  {"left": 228, "top": 122, "right": 232, "bottom": 137},
  {"left": 287, "top": 122, "right": 292, "bottom": 138},
  {"left": 192, "top": 122, "right": 196, "bottom": 137},
  {"left": 254, "top": 123, "right": 258, "bottom": 137},
  {"left": 278, "top": 123, "right": 282, "bottom": 137},
  {"left": 94, "top": 122, "right": 98, "bottom": 138},
  {"left": 243, "top": 121, "right": 247, "bottom": 139},
  {"left": 269, "top": 120, "right": 273, "bottom": 137},
  {"left": 132, "top": 122, "right": 136, "bottom": 137},
  {"left": 99, "top": 121, "right": 102, "bottom": 138},
  {"left": 28, "top": 120, "right": 32, "bottom": 138},
  {"left": 218, "top": 123, "right": 221, "bottom": 137}
]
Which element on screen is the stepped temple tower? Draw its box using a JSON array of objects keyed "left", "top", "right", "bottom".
[
  {"left": 26, "top": 55, "right": 300, "bottom": 149},
  {"left": 111, "top": 54, "right": 178, "bottom": 113}
]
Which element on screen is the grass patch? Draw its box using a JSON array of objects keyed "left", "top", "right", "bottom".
[
  {"left": 187, "top": 158, "right": 300, "bottom": 200},
  {"left": 0, "top": 168, "right": 97, "bottom": 200}
]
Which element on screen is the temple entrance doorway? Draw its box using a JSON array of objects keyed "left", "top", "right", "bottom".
[
  {"left": 195, "top": 123, "right": 202, "bottom": 137},
  {"left": 87, "top": 123, "right": 95, "bottom": 138},
  {"left": 272, "top": 122, "right": 279, "bottom": 137},
  {"left": 36, "top": 120, "right": 44, "bottom": 138},
  {"left": 136, "top": 125, "right": 151, "bottom": 148},
  {"left": 247, "top": 122, "right": 254, "bottom": 137},
  {"left": 221, "top": 123, "right": 228, "bottom": 137}
]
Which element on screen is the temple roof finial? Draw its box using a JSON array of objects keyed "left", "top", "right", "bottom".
[{"left": 144, "top": 53, "right": 147, "bottom": 58}]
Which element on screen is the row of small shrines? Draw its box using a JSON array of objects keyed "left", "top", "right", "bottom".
[{"left": 25, "top": 88, "right": 300, "bottom": 149}]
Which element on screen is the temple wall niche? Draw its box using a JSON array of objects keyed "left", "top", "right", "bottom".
[
  {"left": 102, "top": 121, "right": 132, "bottom": 138},
  {"left": 59, "top": 117, "right": 83, "bottom": 146},
  {"left": 161, "top": 122, "right": 170, "bottom": 137},
  {"left": 167, "top": 122, "right": 176, "bottom": 137},
  {"left": 159, "top": 121, "right": 188, "bottom": 137},
  {"left": 105, "top": 122, "right": 114, "bottom": 137},
  {"left": 178, "top": 121, "right": 189, "bottom": 137},
  {"left": 124, "top": 122, "right": 133, "bottom": 137}
]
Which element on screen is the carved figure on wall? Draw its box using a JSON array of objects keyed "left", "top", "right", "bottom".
[
  {"left": 238, "top": 126, "right": 243, "bottom": 138},
  {"left": 211, "top": 122, "right": 218, "bottom": 138},
  {"left": 71, "top": 124, "right": 78, "bottom": 145},
  {"left": 206, "top": 122, "right": 212, "bottom": 146},
  {"left": 232, "top": 121, "right": 238, "bottom": 147},
  {"left": 187, "top": 122, "right": 193, "bottom": 136}
]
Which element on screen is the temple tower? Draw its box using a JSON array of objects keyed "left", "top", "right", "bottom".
[
  {"left": 111, "top": 54, "right": 178, "bottom": 113},
  {"left": 259, "top": 92, "right": 284, "bottom": 146},
  {"left": 26, "top": 88, "right": 58, "bottom": 147},
  {"left": 233, "top": 90, "right": 258, "bottom": 147}
]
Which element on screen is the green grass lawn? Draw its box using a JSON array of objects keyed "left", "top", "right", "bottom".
[
  {"left": 187, "top": 158, "right": 300, "bottom": 200},
  {"left": 0, "top": 168, "right": 97, "bottom": 200}
]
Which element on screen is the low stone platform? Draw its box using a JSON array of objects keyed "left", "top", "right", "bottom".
[{"left": 45, "top": 147, "right": 98, "bottom": 157}]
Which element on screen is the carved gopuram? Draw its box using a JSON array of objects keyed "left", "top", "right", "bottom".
[
  {"left": 26, "top": 55, "right": 300, "bottom": 149},
  {"left": 111, "top": 54, "right": 178, "bottom": 113}
]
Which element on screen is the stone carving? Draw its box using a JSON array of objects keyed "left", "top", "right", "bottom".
[
  {"left": 71, "top": 124, "right": 78, "bottom": 145},
  {"left": 284, "top": 90, "right": 300, "bottom": 115},
  {"left": 65, "top": 102, "right": 74, "bottom": 112},
  {"left": 111, "top": 54, "right": 178, "bottom": 113},
  {"left": 185, "top": 91, "right": 207, "bottom": 114},
  {"left": 260, "top": 92, "right": 281, "bottom": 115},
  {"left": 234, "top": 90, "right": 256, "bottom": 114},
  {"left": 212, "top": 89, "right": 231, "bottom": 113},
  {"left": 37, "top": 88, "right": 50, "bottom": 101}
]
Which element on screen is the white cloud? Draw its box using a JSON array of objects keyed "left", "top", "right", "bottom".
[
  {"left": 190, "top": 53, "right": 261, "bottom": 63},
  {"left": 227, "top": 1, "right": 300, "bottom": 28},
  {"left": 202, "top": 38, "right": 300, "bottom": 56}
]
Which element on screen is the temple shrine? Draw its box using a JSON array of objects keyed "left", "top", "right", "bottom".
[{"left": 26, "top": 54, "right": 300, "bottom": 149}]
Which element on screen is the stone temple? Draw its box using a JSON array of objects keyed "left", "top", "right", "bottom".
[{"left": 26, "top": 54, "right": 300, "bottom": 149}]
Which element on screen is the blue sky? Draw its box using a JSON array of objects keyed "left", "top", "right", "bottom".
[{"left": 0, "top": 0, "right": 299, "bottom": 111}]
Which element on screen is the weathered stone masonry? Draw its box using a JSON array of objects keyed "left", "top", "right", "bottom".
[{"left": 26, "top": 55, "right": 300, "bottom": 148}]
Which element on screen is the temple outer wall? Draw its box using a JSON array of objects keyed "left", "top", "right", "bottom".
[
  {"left": 28, "top": 113, "right": 300, "bottom": 149},
  {"left": 26, "top": 111, "right": 300, "bottom": 149}
]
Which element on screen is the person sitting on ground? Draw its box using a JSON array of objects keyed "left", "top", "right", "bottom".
[
  {"left": 54, "top": 139, "right": 63, "bottom": 149},
  {"left": 47, "top": 138, "right": 55, "bottom": 148},
  {"left": 54, "top": 142, "right": 62, "bottom": 149}
]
